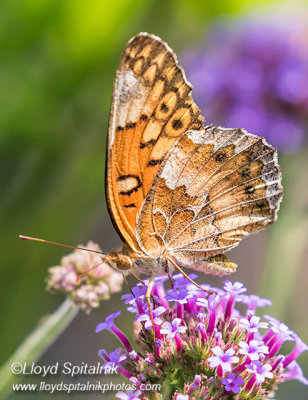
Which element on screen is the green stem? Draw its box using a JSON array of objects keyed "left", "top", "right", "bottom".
[{"left": 0, "top": 299, "right": 79, "bottom": 399}]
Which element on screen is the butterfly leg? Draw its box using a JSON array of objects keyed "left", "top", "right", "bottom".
[
  {"left": 166, "top": 255, "right": 213, "bottom": 295},
  {"left": 130, "top": 272, "right": 156, "bottom": 307},
  {"left": 146, "top": 277, "right": 156, "bottom": 344},
  {"left": 131, "top": 271, "right": 146, "bottom": 286},
  {"left": 122, "top": 274, "right": 134, "bottom": 295},
  {"left": 168, "top": 273, "right": 174, "bottom": 289}
]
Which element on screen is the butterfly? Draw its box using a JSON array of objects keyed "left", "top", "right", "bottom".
[
  {"left": 104, "top": 32, "right": 282, "bottom": 284},
  {"left": 20, "top": 33, "right": 283, "bottom": 335}
]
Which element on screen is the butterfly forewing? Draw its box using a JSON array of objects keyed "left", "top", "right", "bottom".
[
  {"left": 136, "top": 126, "right": 283, "bottom": 274},
  {"left": 106, "top": 33, "right": 203, "bottom": 252}
]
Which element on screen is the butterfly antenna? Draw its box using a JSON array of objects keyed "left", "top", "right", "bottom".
[
  {"left": 166, "top": 255, "right": 213, "bottom": 295},
  {"left": 19, "top": 235, "right": 104, "bottom": 255}
]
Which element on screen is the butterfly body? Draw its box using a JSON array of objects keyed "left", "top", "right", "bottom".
[
  {"left": 106, "top": 246, "right": 168, "bottom": 276},
  {"left": 104, "top": 33, "right": 283, "bottom": 281}
]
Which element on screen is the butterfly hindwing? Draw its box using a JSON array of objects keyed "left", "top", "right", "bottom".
[
  {"left": 106, "top": 33, "right": 203, "bottom": 252},
  {"left": 136, "top": 126, "right": 283, "bottom": 275}
]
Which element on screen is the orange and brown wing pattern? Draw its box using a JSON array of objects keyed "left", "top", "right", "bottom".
[
  {"left": 106, "top": 33, "right": 204, "bottom": 252},
  {"left": 136, "top": 126, "right": 283, "bottom": 275}
]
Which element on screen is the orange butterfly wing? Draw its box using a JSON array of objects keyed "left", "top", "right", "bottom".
[
  {"left": 106, "top": 33, "right": 204, "bottom": 253},
  {"left": 136, "top": 126, "right": 283, "bottom": 275}
]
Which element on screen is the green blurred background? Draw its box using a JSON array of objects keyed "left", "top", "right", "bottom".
[{"left": 1, "top": 0, "right": 307, "bottom": 399}]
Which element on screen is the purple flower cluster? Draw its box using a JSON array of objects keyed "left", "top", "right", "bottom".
[
  {"left": 183, "top": 17, "right": 308, "bottom": 153},
  {"left": 96, "top": 276, "right": 307, "bottom": 399}
]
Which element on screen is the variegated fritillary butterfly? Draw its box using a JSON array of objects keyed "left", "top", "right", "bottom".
[
  {"left": 20, "top": 33, "right": 283, "bottom": 334},
  {"left": 104, "top": 32, "right": 282, "bottom": 285}
]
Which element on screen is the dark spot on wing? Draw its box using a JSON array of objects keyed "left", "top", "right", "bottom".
[
  {"left": 241, "top": 168, "right": 251, "bottom": 178},
  {"left": 256, "top": 201, "right": 266, "bottom": 209},
  {"left": 244, "top": 185, "right": 256, "bottom": 195},
  {"left": 126, "top": 122, "right": 136, "bottom": 129},
  {"left": 147, "top": 159, "right": 163, "bottom": 167},
  {"left": 160, "top": 102, "right": 169, "bottom": 113},
  {"left": 172, "top": 119, "right": 183, "bottom": 130},
  {"left": 123, "top": 203, "right": 136, "bottom": 208},
  {"left": 215, "top": 151, "right": 228, "bottom": 162},
  {"left": 140, "top": 139, "right": 157, "bottom": 149}
]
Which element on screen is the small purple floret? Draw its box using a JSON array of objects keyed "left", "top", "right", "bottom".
[
  {"left": 100, "top": 348, "right": 126, "bottom": 367},
  {"left": 121, "top": 286, "right": 147, "bottom": 304},
  {"left": 115, "top": 390, "right": 142, "bottom": 400},
  {"left": 239, "top": 315, "right": 268, "bottom": 332},
  {"left": 208, "top": 346, "right": 239, "bottom": 373},
  {"left": 95, "top": 311, "right": 121, "bottom": 332},
  {"left": 165, "top": 288, "right": 193, "bottom": 304},
  {"left": 222, "top": 372, "right": 244, "bottom": 394},
  {"left": 239, "top": 340, "right": 269, "bottom": 360},
  {"left": 160, "top": 318, "right": 187, "bottom": 338},
  {"left": 246, "top": 360, "right": 273, "bottom": 383},
  {"left": 223, "top": 280, "right": 247, "bottom": 295},
  {"left": 136, "top": 306, "right": 166, "bottom": 329}
]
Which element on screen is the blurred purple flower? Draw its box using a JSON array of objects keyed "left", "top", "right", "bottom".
[
  {"left": 183, "top": 18, "right": 308, "bottom": 152},
  {"left": 282, "top": 361, "right": 308, "bottom": 385},
  {"left": 237, "top": 294, "right": 272, "bottom": 313},
  {"left": 264, "top": 315, "right": 294, "bottom": 339}
]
